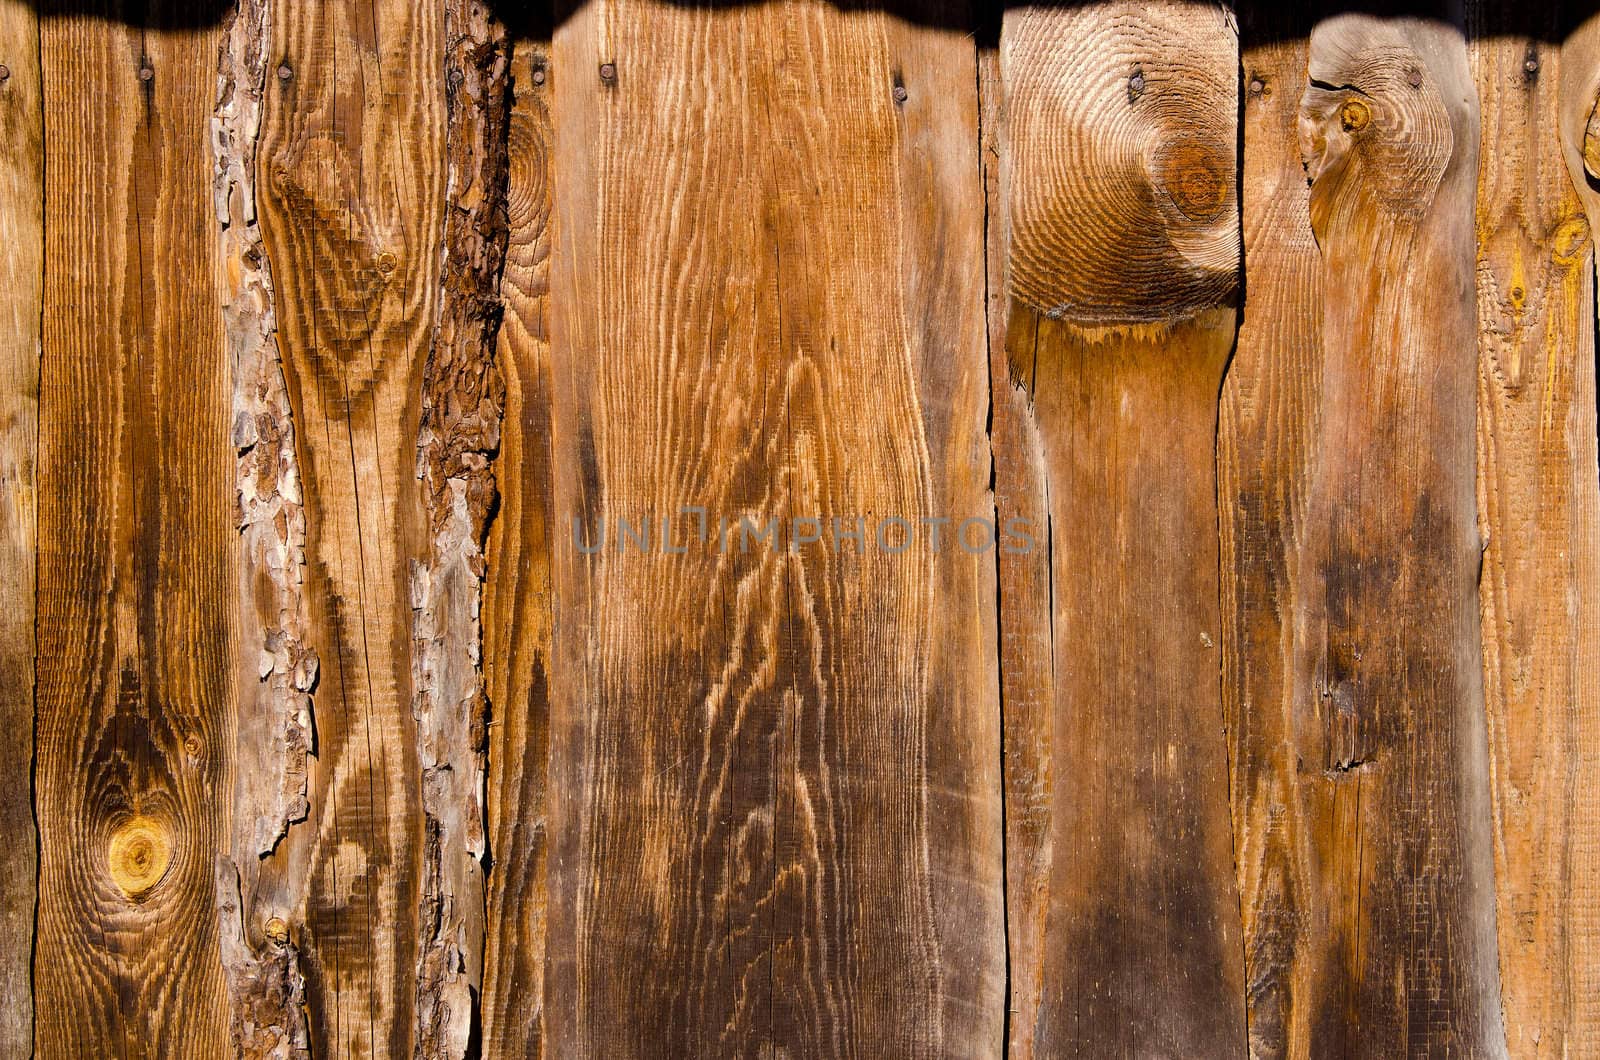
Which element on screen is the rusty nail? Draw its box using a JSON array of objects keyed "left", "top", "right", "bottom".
[
  {"left": 599, "top": 62, "right": 617, "bottom": 83},
  {"left": 278, "top": 63, "right": 293, "bottom": 81},
  {"left": 1128, "top": 67, "right": 1145, "bottom": 100},
  {"left": 1406, "top": 66, "right": 1422, "bottom": 88},
  {"left": 532, "top": 66, "right": 546, "bottom": 86},
  {"left": 1248, "top": 77, "right": 1265, "bottom": 95},
  {"left": 892, "top": 83, "right": 908, "bottom": 104},
  {"left": 139, "top": 65, "right": 154, "bottom": 82},
  {"left": 1524, "top": 55, "right": 1540, "bottom": 75},
  {"left": 1339, "top": 98, "right": 1371, "bottom": 132}
]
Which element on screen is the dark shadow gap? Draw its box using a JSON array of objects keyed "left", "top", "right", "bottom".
[{"left": 13, "top": 0, "right": 1599, "bottom": 42}]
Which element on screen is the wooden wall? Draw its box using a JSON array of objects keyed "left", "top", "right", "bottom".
[{"left": 0, "top": 0, "right": 1597, "bottom": 1056}]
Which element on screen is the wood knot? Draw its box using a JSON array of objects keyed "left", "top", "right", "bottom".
[
  {"left": 1339, "top": 99, "right": 1371, "bottom": 133},
  {"left": 377, "top": 251, "right": 398, "bottom": 274},
  {"left": 108, "top": 816, "right": 172, "bottom": 899},
  {"left": 1153, "top": 141, "right": 1229, "bottom": 222},
  {"left": 264, "top": 917, "right": 290, "bottom": 943}
]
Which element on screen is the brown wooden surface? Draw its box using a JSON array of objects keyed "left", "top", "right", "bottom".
[
  {"left": 10, "top": 2, "right": 1600, "bottom": 1056},
  {"left": 480, "top": 34, "right": 556, "bottom": 1060},
  {"left": 997, "top": 4, "right": 1247, "bottom": 1055},
  {"left": 34, "top": 4, "right": 234, "bottom": 1055},
  {"left": 1473, "top": 10, "right": 1600, "bottom": 1055},
  {"left": 1225, "top": 11, "right": 1503, "bottom": 1055},
  {"left": 546, "top": 0, "right": 1004, "bottom": 1053},
  {"left": 0, "top": 1, "right": 38, "bottom": 1053},
  {"left": 248, "top": 0, "right": 446, "bottom": 1052}
]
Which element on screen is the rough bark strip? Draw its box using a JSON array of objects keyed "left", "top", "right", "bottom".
[
  {"left": 411, "top": 0, "right": 512, "bottom": 1055},
  {"left": 480, "top": 34, "right": 555, "bottom": 1060},
  {"left": 0, "top": 2, "right": 39, "bottom": 1052},
  {"left": 996, "top": 4, "right": 1247, "bottom": 1055},
  {"left": 1289, "top": 13, "right": 1504, "bottom": 1053},
  {"left": 1221, "top": 8, "right": 1325, "bottom": 1055},
  {"left": 217, "top": 860, "right": 312, "bottom": 1058},
  {"left": 211, "top": 0, "right": 315, "bottom": 1052},
  {"left": 35, "top": 5, "right": 235, "bottom": 1055},
  {"left": 546, "top": 0, "right": 1004, "bottom": 1053},
  {"left": 250, "top": 0, "right": 449, "bottom": 1050},
  {"left": 1469, "top": 13, "right": 1600, "bottom": 1057},
  {"left": 214, "top": 0, "right": 316, "bottom": 865}
]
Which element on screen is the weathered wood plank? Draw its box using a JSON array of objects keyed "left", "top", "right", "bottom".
[
  {"left": 249, "top": 0, "right": 447, "bottom": 1052},
  {"left": 1470, "top": 13, "right": 1600, "bottom": 1057},
  {"left": 35, "top": 5, "right": 234, "bottom": 1055},
  {"left": 410, "top": 2, "right": 513, "bottom": 1054},
  {"left": 212, "top": 0, "right": 315, "bottom": 1054},
  {"left": 996, "top": 4, "right": 1246, "bottom": 1055},
  {"left": 1225, "top": 11, "right": 1503, "bottom": 1055},
  {"left": 0, "top": 2, "right": 38, "bottom": 1053},
  {"left": 480, "top": 34, "right": 555, "bottom": 1060},
  {"left": 1549, "top": 15, "right": 1600, "bottom": 1056},
  {"left": 546, "top": 0, "right": 1004, "bottom": 1053},
  {"left": 1222, "top": 6, "right": 1326, "bottom": 1055},
  {"left": 980, "top": 30, "right": 1056, "bottom": 1060}
]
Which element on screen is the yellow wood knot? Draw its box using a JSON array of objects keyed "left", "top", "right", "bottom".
[
  {"left": 182, "top": 734, "right": 203, "bottom": 757},
  {"left": 377, "top": 251, "right": 398, "bottom": 274},
  {"left": 1339, "top": 99, "right": 1371, "bottom": 133},
  {"left": 108, "top": 816, "right": 172, "bottom": 899},
  {"left": 264, "top": 917, "right": 290, "bottom": 943},
  {"left": 1552, "top": 217, "right": 1590, "bottom": 266}
]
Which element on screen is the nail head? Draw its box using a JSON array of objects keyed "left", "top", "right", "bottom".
[
  {"left": 892, "top": 84, "right": 908, "bottom": 104},
  {"left": 532, "top": 66, "right": 546, "bottom": 85},
  {"left": 0, "top": 66, "right": 10, "bottom": 83},
  {"left": 1128, "top": 68, "right": 1145, "bottom": 101},
  {"left": 277, "top": 63, "right": 293, "bottom": 81},
  {"left": 139, "top": 65, "right": 154, "bottom": 82},
  {"left": 599, "top": 62, "right": 617, "bottom": 83},
  {"left": 1248, "top": 77, "right": 1264, "bottom": 95}
]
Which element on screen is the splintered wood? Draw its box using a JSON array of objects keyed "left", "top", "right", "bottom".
[{"left": 7, "top": 0, "right": 1600, "bottom": 1056}]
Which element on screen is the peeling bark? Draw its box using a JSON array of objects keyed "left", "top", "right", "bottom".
[
  {"left": 213, "top": 0, "right": 315, "bottom": 859},
  {"left": 411, "top": 1, "right": 513, "bottom": 1055},
  {"left": 212, "top": 0, "right": 316, "bottom": 1052},
  {"left": 216, "top": 859, "right": 311, "bottom": 1059}
]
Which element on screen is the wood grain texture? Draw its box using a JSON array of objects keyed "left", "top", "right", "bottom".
[
  {"left": 980, "top": 34, "right": 1056, "bottom": 1060},
  {"left": 250, "top": 0, "right": 447, "bottom": 1052},
  {"left": 1472, "top": 14, "right": 1600, "bottom": 1058},
  {"left": 0, "top": 1, "right": 38, "bottom": 1052},
  {"left": 480, "top": 35, "right": 556, "bottom": 1060},
  {"left": 213, "top": 0, "right": 314, "bottom": 1052},
  {"left": 35, "top": 5, "right": 234, "bottom": 1056},
  {"left": 1221, "top": 8, "right": 1326, "bottom": 1056},
  {"left": 1547, "top": 14, "right": 1600, "bottom": 1056},
  {"left": 411, "top": 2, "right": 512, "bottom": 1053},
  {"left": 997, "top": 4, "right": 1246, "bottom": 1055},
  {"left": 1281, "top": 13, "right": 1500, "bottom": 1054},
  {"left": 546, "top": 0, "right": 1004, "bottom": 1053}
]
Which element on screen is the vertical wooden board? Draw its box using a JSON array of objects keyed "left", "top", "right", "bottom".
[
  {"left": 979, "top": 32, "right": 1055, "bottom": 1059},
  {"left": 1221, "top": 8, "right": 1326, "bottom": 1055},
  {"left": 0, "top": 2, "right": 37, "bottom": 1052},
  {"left": 34, "top": 5, "right": 234, "bottom": 1057},
  {"left": 1471, "top": 11, "right": 1600, "bottom": 1057},
  {"left": 997, "top": 4, "right": 1246, "bottom": 1055},
  {"left": 1275, "top": 12, "right": 1500, "bottom": 1054},
  {"left": 249, "top": 0, "right": 446, "bottom": 1052},
  {"left": 481, "top": 34, "right": 555, "bottom": 1060},
  {"left": 546, "top": 0, "right": 1004, "bottom": 1054}
]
